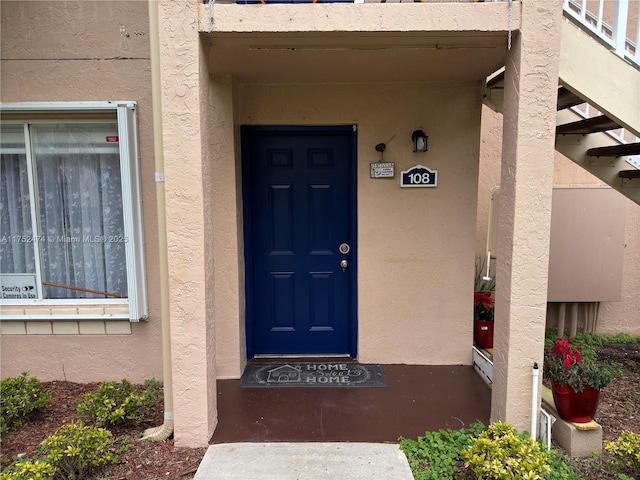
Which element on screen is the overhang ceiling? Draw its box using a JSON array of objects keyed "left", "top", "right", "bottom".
[{"left": 205, "top": 31, "right": 508, "bottom": 84}]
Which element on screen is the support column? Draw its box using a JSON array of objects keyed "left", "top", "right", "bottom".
[
  {"left": 158, "top": 0, "right": 217, "bottom": 447},
  {"left": 210, "top": 75, "right": 246, "bottom": 380},
  {"left": 491, "top": 0, "right": 563, "bottom": 434}
]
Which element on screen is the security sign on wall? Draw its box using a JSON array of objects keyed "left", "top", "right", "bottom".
[
  {"left": 370, "top": 162, "right": 395, "bottom": 178},
  {"left": 1, "top": 274, "right": 37, "bottom": 300},
  {"left": 400, "top": 164, "right": 438, "bottom": 188}
]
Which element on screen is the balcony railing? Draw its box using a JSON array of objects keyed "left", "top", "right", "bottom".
[
  {"left": 562, "top": 0, "right": 639, "bottom": 151},
  {"left": 563, "top": 0, "right": 640, "bottom": 68}
]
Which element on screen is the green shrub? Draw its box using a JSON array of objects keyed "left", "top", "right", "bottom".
[
  {"left": 604, "top": 431, "right": 640, "bottom": 473},
  {"left": 0, "top": 459, "right": 57, "bottom": 480},
  {"left": 1, "top": 422, "right": 116, "bottom": 480},
  {"left": 461, "top": 422, "right": 550, "bottom": 480},
  {"left": 399, "top": 422, "right": 484, "bottom": 480},
  {"left": 77, "top": 378, "right": 159, "bottom": 426},
  {"left": 545, "top": 329, "right": 640, "bottom": 349},
  {"left": 0, "top": 372, "right": 50, "bottom": 436},
  {"left": 39, "top": 422, "right": 114, "bottom": 479}
]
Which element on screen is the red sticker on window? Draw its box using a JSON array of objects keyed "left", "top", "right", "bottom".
[{"left": 106, "top": 136, "right": 119, "bottom": 142}]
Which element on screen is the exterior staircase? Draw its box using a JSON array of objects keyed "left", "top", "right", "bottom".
[{"left": 483, "top": 2, "right": 640, "bottom": 205}]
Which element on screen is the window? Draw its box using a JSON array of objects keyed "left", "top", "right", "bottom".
[{"left": 0, "top": 102, "right": 147, "bottom": 321}]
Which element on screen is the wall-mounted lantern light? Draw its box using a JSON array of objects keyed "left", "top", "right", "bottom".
[{"left": 411, "top": 129, "right": 428, "bottom": 153}]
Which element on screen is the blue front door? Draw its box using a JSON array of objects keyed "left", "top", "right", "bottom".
[{"left": 242, "top": 126, "right": 356, "bottom": 357}]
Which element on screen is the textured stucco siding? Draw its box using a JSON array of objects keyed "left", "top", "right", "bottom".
[
  {"left": 489, "top": 0, "right": 563, "bottom": 434},
  {"left": 0, "top": 1, "right": 163, "bottom": 384}
]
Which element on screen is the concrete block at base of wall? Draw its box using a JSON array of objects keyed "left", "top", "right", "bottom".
[
  {"left": 550, "top": 416, "right": 602, "bottom": 458},
  {"left": 541, "top": 386, "right": 602, "bottom": 458},
  {"left": 105, "top": 321, "right": 132, "bottom": 335},
  {"left": 79, "top": 321, "right": 106, "bottom": 335},
  {"left": 52, "top": 321, "right": 80, "bottom": 335},
  {"left": 26, "top": 321, "right": 53, "bottom": 335},
  {"left": 0, "top": 321, "right": 27, "bottom": 334}
]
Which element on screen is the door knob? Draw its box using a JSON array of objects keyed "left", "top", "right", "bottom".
[{"left": 340, "top": 259, "right": 348, "bottom": 272}]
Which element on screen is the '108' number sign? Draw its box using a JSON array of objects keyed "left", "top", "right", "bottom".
[{"left": 400, "top": 165, "right": 438, "bottom": 188}]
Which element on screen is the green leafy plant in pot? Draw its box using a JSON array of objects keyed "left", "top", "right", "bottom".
[
  {"left": 473, "top": 257, "right": 495, "bottom": 349},
  {"left": 544, "top": 337, "right": 622, "bottom": 423}
]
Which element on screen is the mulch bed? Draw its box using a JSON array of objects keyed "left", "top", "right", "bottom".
[{"left": 0, "top": 382, "right": 207, "bottom": 480}]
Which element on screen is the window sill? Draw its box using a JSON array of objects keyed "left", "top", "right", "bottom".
[
  {"left": 0, "top": 302, "right": 129, "bottom": 321},
  {"left": 0, "top": 319, "right": 132, "bottom": 335},
  {"left": 0, "top": 299, "right": 128, "bottom": 305}
]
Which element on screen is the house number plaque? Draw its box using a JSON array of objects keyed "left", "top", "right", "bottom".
[{"left": 400, "top": 164, "right": 438, "bottom": 188}]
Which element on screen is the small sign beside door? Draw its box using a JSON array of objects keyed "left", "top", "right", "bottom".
[
  {"left": 370, "top": 162, "right": 395, "bottom": 178},
  {"left": 400, "top": 164, "right": 438, "bottom": 188}
]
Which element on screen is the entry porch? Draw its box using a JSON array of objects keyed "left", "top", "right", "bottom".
[{"left": 211, "top": 364, "right": 491, "bottom": 443}]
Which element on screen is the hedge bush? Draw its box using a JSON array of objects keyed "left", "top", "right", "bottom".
[
  {"left": 461, "top": 422, "right": 550, "bottom": 480},
  {"left": 604, "top": 430, "right": 640, "bottom": 474},
  {"left": 0, "top": 459, "right": 56, "bottom": 480},
  {"left": 40, "top": 421, "right": 115, "bottom": 479},
  {"left": 77, "top": 378, "right": 159, "bottom": 426},
  {"left": 0, "top": 372, "right": 50, "bottom": 436}
]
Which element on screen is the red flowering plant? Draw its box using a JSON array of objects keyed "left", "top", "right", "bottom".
[
  {"left": 474, "top": 257, "right": 495, "bottom": 322},
  {"left": 544, "top": 337, "right": 621, "bottom": 392},
  {"left": 473, "top": 291, "right": 494, "bottom": 322}
]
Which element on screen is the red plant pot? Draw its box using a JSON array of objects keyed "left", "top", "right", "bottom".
[
  {"left": 474, "top": 320, "right": 494, "bottom": 349},
  {"left": 551, "top": 381, "right": 600, "bottom": 423}
]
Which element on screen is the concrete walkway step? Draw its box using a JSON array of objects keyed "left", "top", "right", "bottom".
[{"left": 193, "top": 442, "right": 414, "bottom": 480}]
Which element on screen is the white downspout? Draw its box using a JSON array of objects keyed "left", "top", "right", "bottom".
[
  {"left": 531, "top": 362, "right": 539, "bottom": 440},
  {"left": 142, "top": 0, "right": 174, "bottom": 441},
  {"left": 483, "top": 192, "right": 492, "bottom": 282}
]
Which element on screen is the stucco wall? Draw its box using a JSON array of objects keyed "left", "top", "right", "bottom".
[
  {"left": 211, "top": 81, "right": 482, "bottom": 377},
  {"left": 0, "top": 1, "right": 163, "bottom": 383},
  {"left": 208, "top": 74, "right": 247, "bottom": 380},
  {"left": 477, "top": 106, "right": 640, "bottom": 337}
]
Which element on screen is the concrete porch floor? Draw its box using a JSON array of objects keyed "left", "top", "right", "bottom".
[{"left": 210, "top": 364, "right": 491, "bottom": 444}]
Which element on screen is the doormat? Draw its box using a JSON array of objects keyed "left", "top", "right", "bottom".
[{"left": 240, "top": 362, "right": 386, "bottom": 388}]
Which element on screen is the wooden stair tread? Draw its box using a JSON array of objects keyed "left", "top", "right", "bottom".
[
  {"left": 557, "top": 87, "right": 584, "bottom": 111},
  {"left": 556, "top": 115, "right": 620, "bottom": 135},
  {"left": 587, "top": 142, "right": 640, "bottom": 157},
  {"left": 619, "top": 170, "right": 640, "bottom": 179}
]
